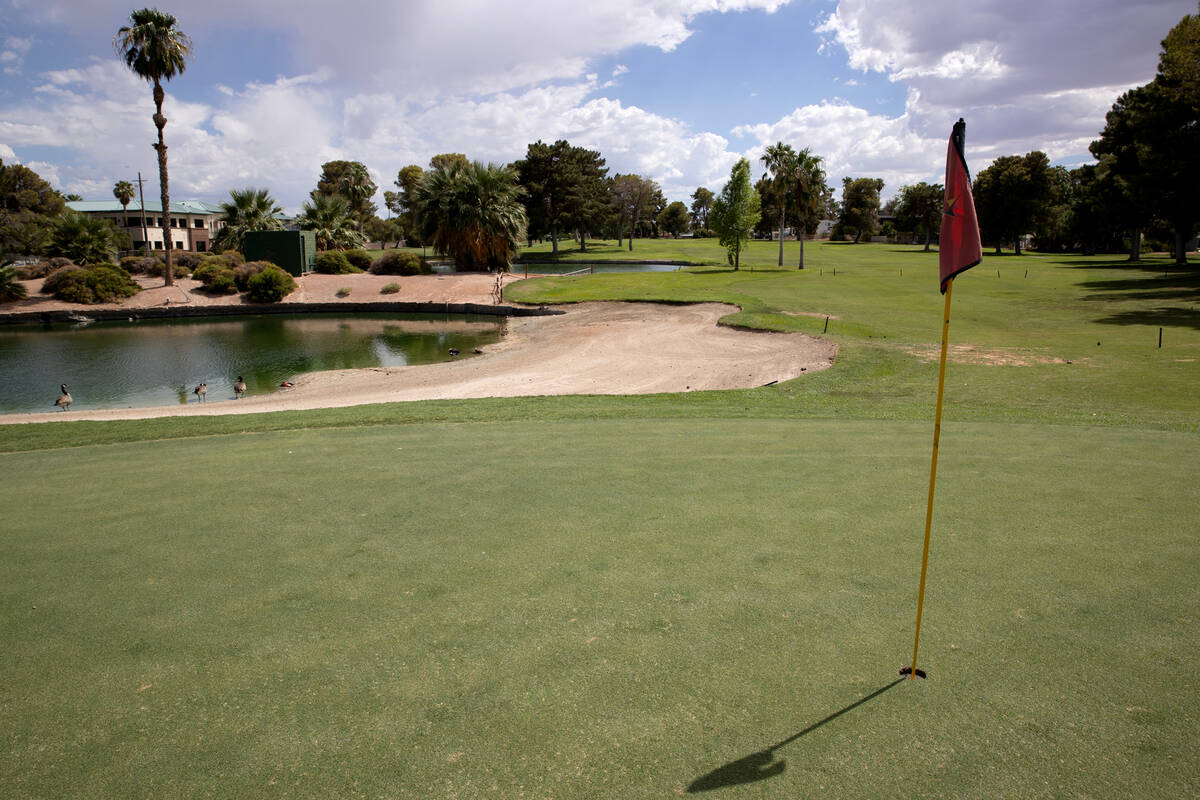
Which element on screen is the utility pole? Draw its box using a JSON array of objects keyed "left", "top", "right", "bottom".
[{"left": 137, "top": 172, "right": 150, "bottom": 252}]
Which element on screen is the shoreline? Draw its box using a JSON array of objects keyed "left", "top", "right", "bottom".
[{"left": 1, "top": 301, "right": 837, "bottom": 424}]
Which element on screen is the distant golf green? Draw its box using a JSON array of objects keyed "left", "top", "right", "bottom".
[{"left": 1, "top": 241, "right": 1196, "bottom": 798}]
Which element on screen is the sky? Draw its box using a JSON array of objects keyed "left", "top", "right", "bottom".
[{"left": 0, "top": 0, "right": 1194, "bottom": 214}]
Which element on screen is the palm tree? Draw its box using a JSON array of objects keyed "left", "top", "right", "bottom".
[
  {"left": 338, "top": 162, "right": 375, "bottom": 235},
  {"left": 415, "top": 161, "right": 527, "bottom": 271},
  {"left": 790, "top": 149, "right": 827, "bottom": 269},
  {"left": 50, "top": 211, "right": 121, "bottom": 264},
  {"left": 115, "top": 8, "right": 192, "bottom": 286},
  {"left": 112, "top": 180, "right": 136, "bottom": 228},
  {"left": 761, "top": 142, "right": 798, "bottom": 267},
  {"left": 213, "top": 187, "right": 283, "bottom": 252},
  {"left": 298, "top": 194, "right": 364, "bottom": 251}
]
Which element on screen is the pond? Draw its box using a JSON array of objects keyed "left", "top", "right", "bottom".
[{"left": 0, "top": 312, "right": 504, "bottom": 414}]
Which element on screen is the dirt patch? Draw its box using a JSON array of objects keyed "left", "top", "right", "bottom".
[{"left": 906, "top": 344, "right": 1069, "bottom": 366}]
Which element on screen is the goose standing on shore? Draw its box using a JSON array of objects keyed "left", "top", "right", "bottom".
[
  {"left": 193, "top": 383, "right": 207, "bottom": 402},
  {"left": 55, "top": 384, "right": 72, "bottom": 411},
  {"left": 234, "top": 376, "right": 246, "bottom": 399}
]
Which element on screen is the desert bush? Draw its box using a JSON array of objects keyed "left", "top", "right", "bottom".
[
  {"left": 140, "top": 255, "right": 190, "bottom": 278},
  {"left": 233, "top": 260, "right": 278, "bottom": 292},
  {"left": 246, "top": 264, "right": 296, "bottom": 303},
  {"left": 219, "top": 249, "right": 245, "bottom": 265},
  {"left": 0, "top": 265, "right": 28, "bottom": 303},
  {"left": 343, "top": 249, "right": 373, "bottom": 271},
  {"left": 14, "top": 259, "right": 62, "bottom": 280},
  {"left": 192, "top": 262, "right": 238, "bottom": 294},
  {"left": 369, "top": 250, "right": 428, "bottom": 275},
  {"left": 174, "top": 252, "right": 201, "bottom": 270},
  {"left": 380, "top": 282, "right": 401, "bottom": 294},
  {"left": 43, "top": 264, "right": 140, "bottom": 304},
  {"left": 314, "top": 251, "right": 361, "bottom": 274},
  {"left": 336, "top": 286, "right": 351, "bottom": 297}
]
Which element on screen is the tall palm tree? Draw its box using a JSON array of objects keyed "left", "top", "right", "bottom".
[
  {"left": 298, "top": 194, "right": 364, "bottom": 251},
  {"left": 761, "top": 142, "right": 797, "bottom": 267},
  {"left": 338, "top": 162, "right": 375, "bottom": 234},
  {"left": 112, "top": 180, "right": 136, "bottom": 228},
  {"left": 416, "top": 161, "right": 526, "bottom": 271},
  {"left": 115, "top": 8, "right": 192, "bottom": 286},
  {"left": 790, "top": 148, "right": 827, "bottom": 269},
  {"left": 213, "top": 187, "right": 283, "bottom": 252}
]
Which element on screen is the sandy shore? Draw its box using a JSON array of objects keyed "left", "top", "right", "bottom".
[{"left": 1, "top": 273, "right": 837, "bottom": 424}]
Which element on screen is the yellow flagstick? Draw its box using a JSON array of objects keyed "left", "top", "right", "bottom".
[{"left": 908, "top": 277, "right": 955, "bottom": 679}]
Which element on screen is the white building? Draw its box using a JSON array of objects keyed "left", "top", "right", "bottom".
[{"left": 66, "top": 199, "right": 225, "bottom": 253}]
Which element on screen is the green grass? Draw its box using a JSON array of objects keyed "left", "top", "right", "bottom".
[{"left": 2, "top": 241, "right": 1198, "bottom": 797}]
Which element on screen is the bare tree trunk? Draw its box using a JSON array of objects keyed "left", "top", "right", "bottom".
[
  {"left": 551, "top": 227, "right": 559, "bottom": 255},
  {"left": 152, "top": 79, "right": 173, "bottom": 287},
  {"left": 628, "top": 215, "right": 634, "bottom": 252},
  {"left": 579, "top": 227, "right": 587, "bottom": 252},
  {"left": 1014, "top": 235, "right": 1022, "bottom": 256},
  {"left": 777, "top": 204, "right": 785, "bottom": 266},
  {"left": 1174, "top": 227, "right": 1187, "bottom": 265},
  {"left": 923, "top": 229, "right": 931, "bottom": 252},
  {"left": 798, "top": 224, "right": 806, "bottom": 269},
  {"left": 1129, "top": 228, "right": 1141, "bottom": 261}
]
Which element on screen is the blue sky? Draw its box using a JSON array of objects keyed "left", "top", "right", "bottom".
[{"left": 0, "top": 0, "right": 1193, "bottom": 213}]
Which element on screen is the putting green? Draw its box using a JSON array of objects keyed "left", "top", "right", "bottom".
[{"left": 2, "top": 418, "right": 1195, "bottom": 797}]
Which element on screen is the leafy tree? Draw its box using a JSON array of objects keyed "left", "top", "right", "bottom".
[
  {"left": 0, "top": 160, "right": 66, "bottom": 256},
  {"left": 213, "top": 187, "right": 282, "bottom": 252},
  {"left": 298, "top": 194, "right": 364, "bottom": 251},
  {"left": 1091, "top": 10, "right": 1200, "bottom": 263},
  {"left": 972, "top": 153, "right": 1050, "bottom": 254},
  {"left": 610, "top": 174, "right": 659, "bottom": 251},
  {"left": 514, "top": 140, "right": 609, "bottom": 253},
  {"left": 838, "top": 177, "right": 885, "bottom": 243},
  {"left": 710, "top": 158, "right": 761, "bottom": 271},
  {"left": 893, "top": 182, "right": 943, "bottom": 251},
  {"left": 365, "top": 215, "right": 405, "bottom": 248},
  {"left": 392, "top": 165, "right": 426, "bottom": 244},
  {"left": 115, "top": 7, "right": 192, "bottom": 287},
  {"left": 690, "top": 187, "right": 714, "bottom": 231},
  {"left": 657, "top": 201, "right": 691, "bottom": 238},
  {"left": 416, "top": 160, "right": 527, "bottom": 271},
  {"left": 49, "top": 210, "right": 124, "bottom": 264},
  {"left": 429, "top": 153, "right": 470, "bottom": 172},
  {"left": 112, "top": 180, "right": 136, "bottom": 227},
  {"left": 311, "top": 160, "right": 377, "bottom": 229}
]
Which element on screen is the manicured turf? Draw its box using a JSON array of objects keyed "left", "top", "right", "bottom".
[{"left": 1, "top": 242, "right": 1197, "bottom": 797}]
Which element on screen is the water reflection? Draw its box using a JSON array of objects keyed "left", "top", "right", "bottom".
[{"left": 0, "top": 312, "right": 504, "bottom": 413}]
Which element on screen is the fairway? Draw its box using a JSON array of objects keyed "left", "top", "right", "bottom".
[{"left": 2, "top": 243, "right": 1197, "bottom": 797}]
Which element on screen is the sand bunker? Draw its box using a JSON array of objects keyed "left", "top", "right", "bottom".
[{"left": 2, "top": 301, "right": 837, "bottom": 424}]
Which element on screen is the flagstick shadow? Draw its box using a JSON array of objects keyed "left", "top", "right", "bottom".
[{"left": 685, "top": 678, "right": 905, "bottom": 793}]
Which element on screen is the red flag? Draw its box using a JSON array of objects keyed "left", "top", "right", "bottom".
[{"left": 939, "top": 119, "right": 982, "bottom": 293}]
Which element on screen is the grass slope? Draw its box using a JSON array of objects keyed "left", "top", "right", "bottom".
[{"left": 2, "top": 242, "right": 1197, "bottom": 797}]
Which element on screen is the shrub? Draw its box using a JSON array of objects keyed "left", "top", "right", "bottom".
[
  {"left": 15, "top": 260, "right": 58, "bottom": 280},
  {"left": 43, "top": 264, "right": 140, "bottom": 304},
  {"left": 141, "top": 255, "right": 189, "bottom": 278},
  {"left": 246, "top": 264, "right": 296, "bottom": 303},
  {"left": 192, "top": 262, "right": 238, "bottom": 294},
  {"left": 219, "top": 249, "right": 245, "bottom": 265},
  {"left": 336, "top": 286, "right": 351, "bottom": 297},
  {"left": 314, "top": 250, "right": 361, "bottom": 274},
  {"left": 370, "top": 250, "right": 428, "bottom": 276},
  {"left": 343, "top": 249, "right": 373, "bottom": 271},
  {"left": 174, "top": 252, "right": 201, "bottom": 270},
  {"left": 0, "top": 265, "right": 29, "bottom": 303},
  {"left": 380, "top": 282, "right": 401, "bottom": 294},
  {"left": 233, "top": 260, "right": 278, "bottom": 292}
]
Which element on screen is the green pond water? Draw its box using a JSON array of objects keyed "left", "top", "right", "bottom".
[{"left": 1, "top": 312, "right": 504, "bottom": 414}]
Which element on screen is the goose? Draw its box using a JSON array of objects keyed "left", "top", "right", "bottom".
[
  {"left": 234, "top": 376, "right": 246, "bottom": 399},
  {"left": 448, "top": 348, "right": 460, "bottom": 356},
  {"left": 193, "top": 383, "right": 207, "bottom": 402},
  {"left": 54, "top": 384, "right": 72, "bottom": 411},
  {"left": 279, "top": 381, "right": 294, "bottom": 388}
]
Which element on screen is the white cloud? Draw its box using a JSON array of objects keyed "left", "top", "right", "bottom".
[
  {"left": 734, "top": 100, "right": 945, "bottom": 198},
  {"left": 815, "top": 0, "right": 1186, "bottom": 151}
]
